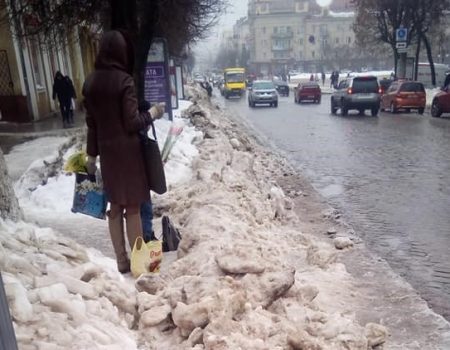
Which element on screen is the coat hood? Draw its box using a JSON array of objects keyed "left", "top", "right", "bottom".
[{"left": 95, "top": 31, "right": 133, "bottom": 74}]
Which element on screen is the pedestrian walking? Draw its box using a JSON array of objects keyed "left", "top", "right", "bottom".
[
  {"left": 321, "top": 71, "right": 326, "bottom": 86},
  {"left": 200, "top": 81, "right": 212, "bottom": 97},
  {"left": 64, "top": 75, "right": 77, "bottom": 126},
  {"left": 82, "top": 30, "right": 164, "bottom": 273},
  {"left": 310, "top": 74, "right": 314, "bottom": 82},
  {"left": 52, "top": 71, "right": 72, "bottom": 128}
]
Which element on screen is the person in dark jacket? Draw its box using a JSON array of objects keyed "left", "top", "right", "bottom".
[
  {"left": 64, "top": 75, "right": 77, "bottom": 126},
  {"left": 52, "top": 71, "right": 72, "bottom": 128},
  {"left": 82, "top": 30, "right": 164, "bottom": 273}
]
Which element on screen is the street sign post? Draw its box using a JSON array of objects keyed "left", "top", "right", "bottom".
[
  {"left": 395, "top": 28, "right": 408, "bottom": 79},
  {"left": 396, "top": 28, "right": 408, "bottom": 42},
  {"left": 144, "top": 38, "right": 173, "bottom": 121}
]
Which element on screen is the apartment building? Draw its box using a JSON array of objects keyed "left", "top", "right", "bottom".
[{"left": 247, "top": 0, "right": 355, "bottom": 75}]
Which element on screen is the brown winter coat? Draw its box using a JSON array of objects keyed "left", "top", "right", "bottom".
[{"left": 83, "top": 31, "right": 150, "bottom": 206}]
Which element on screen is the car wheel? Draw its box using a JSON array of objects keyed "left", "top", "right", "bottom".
[
  {"left": 390, "top": 102, "right": 397, "bottom": 114},
  {"left": 418, "top": 108, "right": 424, "bottom": 115},
  {"left": 317, "top": 98, "right": 321, "bottom": 104},
  {"left": 431, "top": 99, "right": 442, "bottom": 118},
  {"left": 371, "top": 108, "right": 379, "bottom": 117},
  {"left": 331, "top": 100, "right": 337, "bottom": 115},
  {"left": 273, "top": 101, "right": 278, "bottom": 108}
]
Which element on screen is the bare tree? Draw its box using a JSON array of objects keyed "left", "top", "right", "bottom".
[
  {"left": 1, "top": 0, "right": 228, "bottom": 100},
  {"left": 353, "top": 0, "right": 450, "bottom": 84}
]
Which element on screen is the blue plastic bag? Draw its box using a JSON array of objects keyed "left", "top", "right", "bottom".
[{"left": 71, "top": 173, "right": 107, "bottom": 219}]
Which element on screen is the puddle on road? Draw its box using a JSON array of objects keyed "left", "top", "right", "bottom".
[{"left": 316, "top": 183, "right": 345, "bottom": 197}]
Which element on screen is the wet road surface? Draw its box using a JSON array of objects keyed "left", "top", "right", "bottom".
[{"left": 221, "top": 91, "right": 450, "bottom": 320}]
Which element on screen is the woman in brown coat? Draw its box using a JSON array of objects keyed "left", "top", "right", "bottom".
[{"left": 82, "top": 31, "right": 163, "bottom": 273}]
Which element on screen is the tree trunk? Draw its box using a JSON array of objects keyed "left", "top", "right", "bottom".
[
  {"left": 422, "top": 33, "right": 436, "bottom": 86},
  {"left": 414, "top": 37, "right": 421, "bottom": 81},
  {"left": 0, "top": 148, "right": 22, "bottom": 221},
  {"left": 134, "top": 2, "right": 159, "bottom": 103}
]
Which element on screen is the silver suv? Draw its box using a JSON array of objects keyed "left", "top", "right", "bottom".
[
  {"left": 331, "top": 76, "right": 381, "bottom": 116},
  {"left": 248, "top": 80, "right": 278, "bottom": 107}
]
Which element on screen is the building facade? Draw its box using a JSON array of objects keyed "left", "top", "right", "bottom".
[
  {"left": 0, "top": 0, "right": 98, "bottom": 123},
  {"left": 246, "top": 0, "right": 355, "bottom": 75}
]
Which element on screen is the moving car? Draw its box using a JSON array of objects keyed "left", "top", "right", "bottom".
[
  {"left": 273, "top": 80, "right": 290, "bottom": 97},
  {"left": 431, "top": 85, "right": 450, "bottom": 118},
  {"left": 223, "top": 67, "right": 246, "bottom": 99},
  {"left": 380, "top": 81, "right": 425, "bottom": 114},
  {"left": 331, "top": 76, "right": 381, "bottom": 116},
  {"left": 248, "top": 80, "right": 278, "bottom": 107},
  {"left": 378, "top": 78, "right": 393, "bottom": 95},
  {"left": 294, "top": 83, "right": 321, "bottom": 103}
]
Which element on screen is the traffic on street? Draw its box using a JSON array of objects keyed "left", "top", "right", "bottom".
[{"left": 221, "top": 88, "right": 450, "bottom": 320}]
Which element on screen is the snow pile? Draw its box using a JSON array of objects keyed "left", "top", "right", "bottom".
[
  {"left": 2, "top": 88, "right": 388, "bottom": 349},
  {"left": 131, "top": 86, "right": 388, "bottom": 349},
  {"left": 15, "top": 104, "right": 198, "bottom": 218},
  {"left": 0, "top": 219, "right": 139, "bottom": 349}
]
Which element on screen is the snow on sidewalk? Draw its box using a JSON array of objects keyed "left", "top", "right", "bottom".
[{"left": 2, "top": 86, "right": 448, "bottom": 349}]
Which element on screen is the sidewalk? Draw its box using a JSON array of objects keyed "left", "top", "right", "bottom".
[
  {"left": 0, "top": 110, "right": 85, "bottom": 135},
  {"left": 0, "top": 111, "right": 85, "bottom": 154}
]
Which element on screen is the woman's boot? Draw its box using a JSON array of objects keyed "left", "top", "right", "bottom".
[{"left": 108, "top": 208, "right": 130, "bottom": 273}]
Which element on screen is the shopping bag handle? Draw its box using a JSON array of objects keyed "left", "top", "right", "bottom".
[{"left": 133, "top": 237, "right": 144, "bottom": 251}]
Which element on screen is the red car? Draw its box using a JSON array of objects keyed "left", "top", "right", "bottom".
[
  {"left": 431, "top": 86, "right": 450, "bottom": 118},
  {"left": 380, "top": 80, "right": 425, "bottom": 114},
  {"left": 294, "top": 83, "right": 321, "bottom": 104}
]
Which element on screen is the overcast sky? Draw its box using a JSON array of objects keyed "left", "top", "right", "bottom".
[
  {"left": 220, "top": 0, "right": 248, "bottom": 27},
  {"left": 194, "top": 0, "right": 248, "bottom": 62}
]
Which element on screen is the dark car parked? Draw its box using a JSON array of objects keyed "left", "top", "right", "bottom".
[
  {"left": 274, "top": 80, "right": 290, "bottom": 97},
  {"left": 294, "top": 83, "right": 321, "bottom": 104},
  {"left": 331, "top": 76, "right": 381, "bottom": 116}
]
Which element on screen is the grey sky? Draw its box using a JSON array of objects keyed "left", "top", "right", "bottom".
[
  {"left": 220, "top": 0, "right": 248, "bottom": 27},
  {"left": 194, "top": 0, "right": 248, "bottom": 65}
]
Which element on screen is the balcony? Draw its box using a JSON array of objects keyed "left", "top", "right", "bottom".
[
  {"left": 271, "top": 45, "right": 292, "bottom": 52},
  {"left": 269, "top": 0, "right": 295, "bottom": 13},
  {"left": 271, "top": 31, "right": 294, "bottom": 39}
]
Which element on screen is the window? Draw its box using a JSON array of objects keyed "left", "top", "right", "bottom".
[
  {"left": 352, "top": 78, "right": 379, "bottom": 93},
  {"left": 312, "top": 51, "right": 315, "bottom": 58},
  {"left": 299, "top": 38, "right": 304, "bottom": 45},
  {"left": 29, "top": 40, "right": 45, "bottom": 90},
  {"left": 400, "top": 82, "right": 425, "bottom": 92}
]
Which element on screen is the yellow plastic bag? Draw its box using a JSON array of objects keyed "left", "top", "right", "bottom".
[
  {"left": 130, "top": 237, "right": 162, "bottom": 278},
  {"left": 64, "top": 151, "right": 87, "bottom": 173}
]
